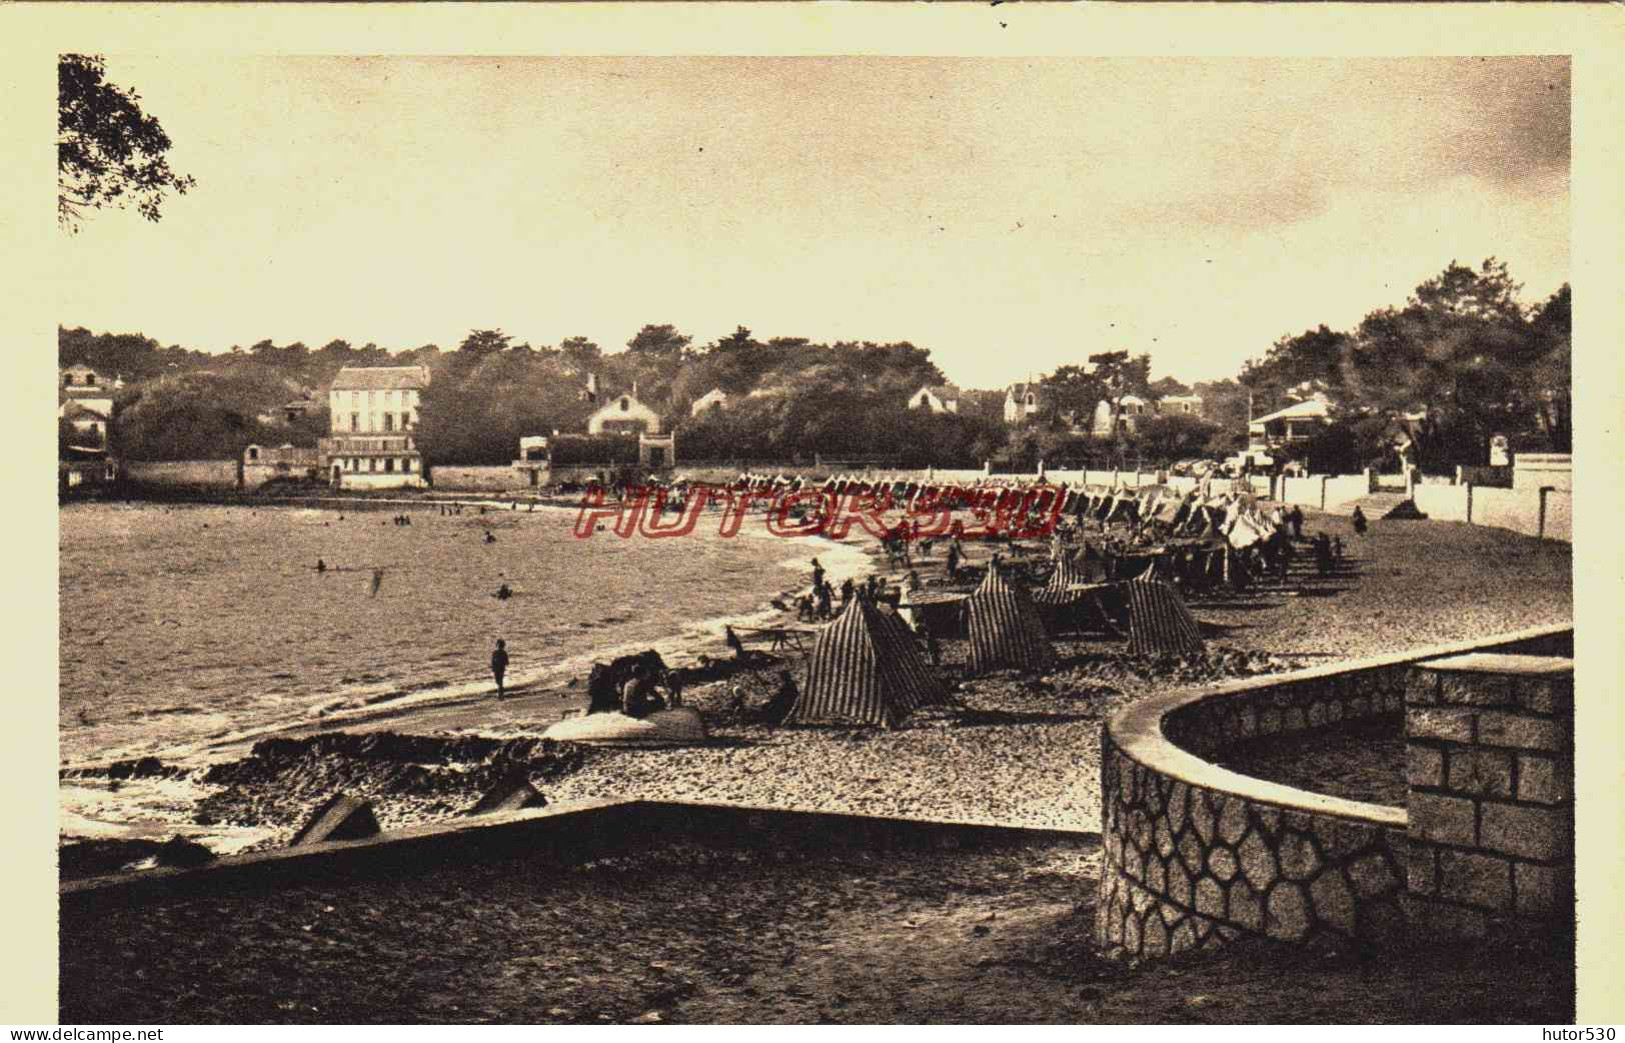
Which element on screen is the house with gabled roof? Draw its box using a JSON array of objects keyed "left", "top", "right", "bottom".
[{"left": 908, "top": 384, "right": 961, "bottom": 414}]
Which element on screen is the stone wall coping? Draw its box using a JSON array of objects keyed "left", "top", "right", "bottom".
[
  {"left": 1105, "top": 622, "right": 1573, "bottom": 829},
  {"left": 1413, "top": 653, "right": 1573, "bottom": 677},
  {"left": 61, "top": 796, "right": 1097, "bottom": 903}
]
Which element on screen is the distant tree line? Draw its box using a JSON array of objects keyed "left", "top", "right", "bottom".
[{"left": 63, "top": 259, "right": 1570, "bottom": 472}]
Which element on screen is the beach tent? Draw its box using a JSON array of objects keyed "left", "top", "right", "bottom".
[
  {"left": 786, "top": 600, "right": 948, "bottom": 728},
  {"left": 1125, "top": 576, "right": 1206, "bottom": 657},
  {"left": 966, "top": 565, "right": 1056, "bottom": 674},
  {"left": 1031, "top": 552, "right": 1124, "bottom": 636}
]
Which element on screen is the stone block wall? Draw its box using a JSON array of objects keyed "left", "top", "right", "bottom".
[{"left": 1404, "top": 654, "right": 1574, "bottom": 937}]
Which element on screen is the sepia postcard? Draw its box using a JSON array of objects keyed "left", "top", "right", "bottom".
[{"left": 4, "top": 1, "right": 1621, "bottom": 1030}]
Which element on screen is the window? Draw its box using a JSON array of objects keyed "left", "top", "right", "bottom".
[
  {"left": 385, "top": 458, "right": 395, "bottom": 473},
  {"left": 64, "top": 374, "right": 73, "bottom": 387},
  {"left": 351, "top": 391, "right": 359, "bottom": 408},
  {"left": 621, "top": 398, "right": 630, "bottom": 412},
  {"left": 247, "top": 447, "right": 259, "bottom": 461},
  {"left": 369, "top": 458, "right": 377, "bottom": 472},
  {"left": 351, "top": 413, "right": 360, "bottom": 433},
  {"left": 403, "top": 458, "right": 413, "bottom": 472},
  {"left": 383, "top": 413, "right": 395, "bottom": 432}
]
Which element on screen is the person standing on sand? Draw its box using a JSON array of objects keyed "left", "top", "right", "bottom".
[
  {"left": 1352, "top": 506, "right": 1368, "bottom": 535},
  {"left": 946, "top": 541, "right": 960, "bottom": 583},
  {"left": 316, "top": 558, "right": 326, "bottom": 574},
  {"left": 491, "top": 639, "right": 510, "bottom": 699},
  {"left": 811, "top": 558, "right": 825, "bottom": 594}
]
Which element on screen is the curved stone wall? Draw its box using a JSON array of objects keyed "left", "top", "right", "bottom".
[{"left": 1097, "top": 625, "right": 1571, "bottom": 961}]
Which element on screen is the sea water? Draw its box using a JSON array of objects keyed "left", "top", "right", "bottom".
[{"left": 59, "top": 500, "right": 868, "bottom": 773}]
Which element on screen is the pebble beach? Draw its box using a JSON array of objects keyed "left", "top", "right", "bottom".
[{"left": 60, "top": 504, "right": 1571, "bottom": 861}]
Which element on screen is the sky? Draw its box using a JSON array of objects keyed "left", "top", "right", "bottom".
[{"left": 57, "top": 55, "right": 1570, "bottom": 388}]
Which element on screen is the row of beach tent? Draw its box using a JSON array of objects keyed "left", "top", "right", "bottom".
[{"left": 784, "top": 563, "right": 1204, "bottom": 728}]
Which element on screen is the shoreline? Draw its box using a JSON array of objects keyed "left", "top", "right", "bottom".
[
  {"left": 58, "top": 500, "right": 888, "bottom": 851},
  {"left": 59, "top": 506, "right": 1571, "bottom": 862}
]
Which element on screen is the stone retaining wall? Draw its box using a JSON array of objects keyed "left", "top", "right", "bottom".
[
  {"left": 1098, "top": 624, "right": 1572, "bottom": 961},
  {"left": 431, "top": 464, "right": 527, "bottom": 491},
  {"left": 1100, "top": 670, "right": 1410, "bottom": 958},
  {"left": 124, "top": 459, "right": 240, "bottom": 488}
]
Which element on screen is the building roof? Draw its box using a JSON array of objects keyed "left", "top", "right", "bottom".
[
  {"left": 1252, "top": 398, "right": 1332, "bottom": 425},
  {"left": 330, "top": 366, "right": 430, "bottom": 391},
  {"left": 1158, "top": 393, "right": 1204, "bottom": 403},
  {"left": 916, "top": 384, "right": 962, "bottom": 400},
  {"left": 60, "top": 400, "right": 110, "bottom": 421},
  {"left": 1007, "top": 382, "right": 1042, "bottom": 400}
]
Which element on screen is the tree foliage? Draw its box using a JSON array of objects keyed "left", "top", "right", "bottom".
[{"left": 58, "top": 55, "right": 196, "bottom": 232}]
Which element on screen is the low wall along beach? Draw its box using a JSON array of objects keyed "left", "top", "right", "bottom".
[
  {"left": 104, "top": 455, "right": 1571, "bottom": 544},
  {"left": 1096, "top": 624, "right": 1572, "bottom": 961}
]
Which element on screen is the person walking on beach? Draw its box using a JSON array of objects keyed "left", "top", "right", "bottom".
[
  {"left": 1288, "top": 505, "right": 1305, "bottom": 541},
  {"left": 1313, "top": 532, "right": 1333, "bottom": 578},
  {"left": 811, "top": 558, "right": 825, "bottom": 593},
  {"left": 371, "top": 567, "right": 384, "bottom": 596},
  {"left": 491, "top": 639, "right": 510, "bottom": 698},
  {"left": 1351, "top": 505, "right": 1369, "bottom": 535},
  {"left": 725, "top": 625, "right": 747, "bottom": 661},
  {"left": 946, "top": 541, "right": 960, "bottom": 583},
  {"left": 916, "top": 619, "right": 941, "bottom": 667}
]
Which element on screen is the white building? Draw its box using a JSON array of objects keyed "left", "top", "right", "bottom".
[
  {"left": 1156, "top": 394, "right": 1204, "bottom": 417},
  {"left": 1248, "top": 397, "right": 1333, "bottom": 452},
  {"left": 1003, "top": 382, "right": 1042, "bottom": 424},
  {"left": 320, "top": 365, "right": 430, "bottom": 488},
  {"left": 59, "top": 366, "right": 116, "bottom": 447},
  {"left": 1090, "top": 394, "right": 1153, "bottom": 438},
  {"left": 587, "top": 388, "right": 663, "bottom": 435},
  {"left": 690, "top": 387, "right": 729, "bottom": 417},
  {"left": 908, "top": 384, "right": 961, "bottom": 414}
]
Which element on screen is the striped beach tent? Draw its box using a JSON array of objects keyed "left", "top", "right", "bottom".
[
  {"left": 1125, "top": 576, "right": 1205, "bottom": 657},
  {"left": 786, "top": 600, "right": 947, "bottom": 728},
  {"left": 1032, "top": 551, "right": 1093, "bottom": 605},
  {"left": 966, "top": 565, "right": 1055, "bottom": 674}
]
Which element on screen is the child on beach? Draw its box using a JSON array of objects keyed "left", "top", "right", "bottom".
[{"left": 491, "top": 639, "right": 510, "bottom": 698}]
